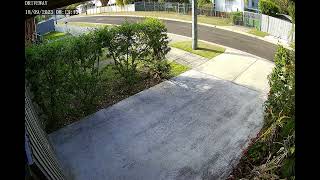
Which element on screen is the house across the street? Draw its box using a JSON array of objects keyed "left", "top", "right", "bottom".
[{"left": 214, "top": 0, "right": 259, "bottom": 12}]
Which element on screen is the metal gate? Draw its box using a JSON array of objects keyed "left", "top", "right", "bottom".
[{"left": 243, "top": 11, "right": 262, "bottom": 30}]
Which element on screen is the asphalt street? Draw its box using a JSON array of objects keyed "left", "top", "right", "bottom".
[{"left": 65, "top": 15, "right": 277, "bottom": 61}]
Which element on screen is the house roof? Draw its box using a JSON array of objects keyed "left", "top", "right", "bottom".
[{"left": 25, "top": 0, "right": 88, "bottom": 19}]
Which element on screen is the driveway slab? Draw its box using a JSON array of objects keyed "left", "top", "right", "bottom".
[
  {"left": 49, "top": 70, "right": 265, "bottom": 180},
  {"left": 194, "top": 48, "right": 257, "bottom": 81},
  {"left": 234, "top": 59, "right": 275, "bottom": 92}
]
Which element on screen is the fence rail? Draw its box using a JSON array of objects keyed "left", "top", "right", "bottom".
[
  {"left": 83, "top": 2, "right": 230, "bottom": 18},
  {"left": 25, "top": 86, "right": 66, "bottom": 180}
]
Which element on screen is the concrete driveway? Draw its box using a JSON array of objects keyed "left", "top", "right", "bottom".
[{"left": 49, "top": 69, "right": 266, "bottom": 180}]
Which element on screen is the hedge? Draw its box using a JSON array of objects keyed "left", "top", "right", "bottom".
[
  {"left": 25, "top": 18, "right": 171, "bottom": 132},
  {"left": 259, "top": 0, "right": 280, "bottom": 16}
]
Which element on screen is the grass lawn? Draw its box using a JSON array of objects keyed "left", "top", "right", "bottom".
[
  {"left": 95, "top": 11, "right": 232, "bottom": 26},
  {"left": 43, "top": 31, "right": 70, "bottom": 41},
  {"left": 170, "top": 41, "right": 225, "bottom": 59},
  {"left": 248, "top": 29, "right": 269, "bottom": 37},
  {"left": 168, "top": 61, "right": 190, "bottom": 77},
  {"left": 57, "top": 21, "right": 109, "bottom": 28}
]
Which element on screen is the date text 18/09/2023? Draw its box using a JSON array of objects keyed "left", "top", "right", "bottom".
[{"left": 25, "top": 9, "right": 79, "bottom": 15}]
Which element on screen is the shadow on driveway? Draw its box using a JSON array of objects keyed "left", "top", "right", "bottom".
[{"left": 49, "top": 70, "right": 266, "bottom": 180}]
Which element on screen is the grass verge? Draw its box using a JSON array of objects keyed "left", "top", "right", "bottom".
[
  {"left": 248, "top": 29, "right": 269, "bottom": 37},
  {"left": 170, "top": 41, "right": 225, "bottom": 59},
  {"left": 57, "top": 21, "right": 109, "bottom": 28},
  {"left": 87, "top": 11, "right": 232, "bottom": 26},
  {"left": 168, "top": 61, "right": 190, "bottom": 77},
  {"left": 43, "top": 31, "right": 70, "bottom": 41}
]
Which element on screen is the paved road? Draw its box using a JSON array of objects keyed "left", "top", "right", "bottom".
[
  {"left": 65, "top": 16, "right": 277, "bottom": 61},
  {"left": 49, "top": 70, "right": 264, "bottom": 180}
]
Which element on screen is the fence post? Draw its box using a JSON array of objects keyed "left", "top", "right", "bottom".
[
  {"left": 178, "top": 3, "right": 180, "bottom": 14},
  {"left": 144, "top": 1, "right": 146, "bottom": 11},
  {"left": 267, "top": 15, "right": 270, "bottom": 33},
  {"left": 243, "top": 11, "right": 245, "bottom": 25}
]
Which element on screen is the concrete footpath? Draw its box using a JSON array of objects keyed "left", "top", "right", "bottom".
[
  {"left": 48, "top": 33, "right": 274, "bottom": 180},
  {"left": 167, "top": 33, "right": 274, "bottom": 93}
]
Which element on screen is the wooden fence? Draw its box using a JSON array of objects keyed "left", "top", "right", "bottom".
[
  {"left": 261, "top": 14, "right": 295, "bottom": 42},
  {"left": 25, "top": 86, "right": 66, "bottom": 180}
]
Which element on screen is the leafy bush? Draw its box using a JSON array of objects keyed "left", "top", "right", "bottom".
[
  {"left": 25, "top": 34, "right": 104, "bottom": 132},
  {"left": 259, "top": 0, "right": 280, "bottom": 16},
  {"left": 140, "top": 18, "right": 171, "bottom": 79},
  {"left": 116, "top": 0, "right": 124, "bottom": 6},
  {"left": 96, "top": 18, "right": 171, "bottom": 81},
  {"left": 230, "top": 46, "right": 295, "bottom": 179},
  {"left": 288, "top": 1, "right": 295, "bottom": 23},
  {"left": 264, "top": 46, "right": 295, "bottom": 128},
  {"left": 198, "top": 0, "right": 212, "bottom": 8},
  {"left": 230, "top": 12, "right": 243, "bottom": 25},
  {"left": 26, "top": 18, "right": 171, "bottom": 132}
]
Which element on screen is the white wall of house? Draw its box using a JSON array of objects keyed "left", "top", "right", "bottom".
[{"left": 215, "top": 0, "right": 245, "bottom": 12}]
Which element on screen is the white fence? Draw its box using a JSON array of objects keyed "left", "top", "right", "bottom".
[
  {"left": 261, "top": 14, "right": 295, "bottom": 42},
  {"left": 55, "top": 24, "right": 96, "bottom": 36},
  {"left": 86, "top": 4, "right": 135, "bottom": 14}
]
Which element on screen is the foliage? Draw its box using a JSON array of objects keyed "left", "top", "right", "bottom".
[
  {"left": 26, "top": 18, "right": 172, "bottom": 132},
  {"left": 230, "top": 11, "right": 243, "bottom": 25},
  {"left": 288, "top": 1, "right": 295, "bottom": 23},
  {"left": 140, "top": 18, "right": 171, "bottom": 79},
  {"left": 100, "top": 0, "right": 109, "bottom": 6},
  {"left": 271, "top": 0, "right": 289, "bottom": 14},
  {"left": 116, "top": 0, "right": 124, "bottom": 6},
  {"left": 264, "top": 46, "right": 295, "bottom": 127},
  {"left": 96, "top": 18, "right": 171, "bottom": 82},
  {"left": 230, "top": 46, "right": 295, "bottom": 179},
  {"left": 65, "top": 2, "right": 82, "bottom": 10},
  {"left": 198, "top": 0, "right": 212, "bottom": 8},
  {"left": 259, "top": 0, "right": 280, "bottom": 16},
  {"left": 25, "top": 33, "right": 104, "bottom": 132}
]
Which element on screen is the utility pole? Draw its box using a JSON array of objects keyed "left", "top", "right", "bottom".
[{"left": 192, "top": 0, "right": 198, "bottom": 50}]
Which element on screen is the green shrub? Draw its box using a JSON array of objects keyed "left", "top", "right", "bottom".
[
  {"left": 264, "top": 46, "right": 295, "bottom": 127},
  {"left": 231, "top": 46, "right": 295, "bottom": 179},
  {"left": 25, "top": 34, "right": 104, "bottom": 132},
  {"left": 26, "top": 18, "right": 171, "bottom": 131},
  {"left": 106, "top": 22, "right": 147, "bottom": 83},
  {"left": 259, "top": 0, "right": 280, "bottom": 16},
  {"left": 288, "top": 1, "right": 295, "bottom": 23},
  {"left": 230, "top": 12, "right": 243, "bottom": 25},
  {"left": 96, "top": 18, "right": 171, "bottom": 81},
  {"left": 198, "top": 0, "right": 211, "bottom": 8},
  {"left": 116, "top": 0, "right": 124, "bottom": 6},
  {"left": 141, "top": 18, "right": 171, "bottom": 78}
]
